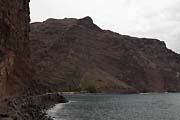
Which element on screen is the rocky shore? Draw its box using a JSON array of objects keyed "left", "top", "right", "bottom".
[{"left": 0, "top": 93, "right": 68, "bottom": 120}]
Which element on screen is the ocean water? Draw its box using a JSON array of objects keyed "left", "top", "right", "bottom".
[{"left": 47, "top": 93, "right": 180, "bottom": 120}]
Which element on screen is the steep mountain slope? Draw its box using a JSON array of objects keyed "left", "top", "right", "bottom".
[{"left": 30, "top": 16, "right": 180, "bottom": 93}]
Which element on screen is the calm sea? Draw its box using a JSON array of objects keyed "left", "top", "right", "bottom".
[{"left": 47, "top": 93, "right": 180, "bottom": 120}]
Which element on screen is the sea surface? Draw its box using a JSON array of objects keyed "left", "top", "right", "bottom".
[{"left": 47, "top": 93, "right": 180, "bottom": 120}]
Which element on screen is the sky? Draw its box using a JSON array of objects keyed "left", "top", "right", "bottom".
[{"left": 30, "top": 0, "right": 180, "bottom": 53}]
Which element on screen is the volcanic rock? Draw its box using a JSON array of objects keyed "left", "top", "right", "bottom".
[
  {"left": 30, "top": 17, "right": 180, "bottom": 93},
  {"left": 0, "top": 0, "right": 36, "bottom": 97}
]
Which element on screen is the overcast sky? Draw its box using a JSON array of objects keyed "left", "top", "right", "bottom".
[{"left": 30, "top": 0, "right": 180, "bottom": 53}]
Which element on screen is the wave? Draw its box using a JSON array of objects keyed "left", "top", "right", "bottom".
[{"left": 46, "top": 101, "right": 75, "bottom": 120}]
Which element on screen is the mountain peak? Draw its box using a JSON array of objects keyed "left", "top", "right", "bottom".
[
  {"left": 79, "top": 16, "right": 93, "bottom": 23},
  {"left": 78, "top": 16, "right": 102, "bottom": 31}
]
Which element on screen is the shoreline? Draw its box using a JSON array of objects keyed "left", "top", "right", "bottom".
[
  {"left": 0, "top": 93, "right": 68, "bottom": 120},
  {"left": 46, "top": 92, "right": 180, "bottom": 120},
  {"left": 47, "top": 102, "right": 71, "bottom": 119},
  {"left": 0, "top": 92, "right": 179, "bottom": 120},
  {"left": 59, "top": 91, "right": 180, "bottom": 95}
]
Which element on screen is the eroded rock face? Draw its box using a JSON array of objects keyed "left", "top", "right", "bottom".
[
  {"left": 0, "top": 0, "right": 30, "bottom": 56},
  {"left": 0, "top": 0, "right": 33, "bottom": 97},
  {"left": 30, "top": 17, "right": 180, "bottom": 93}
]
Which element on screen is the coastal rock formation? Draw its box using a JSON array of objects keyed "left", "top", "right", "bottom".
[
  {"left": 0, "top": 1, "right": 68, "bottom": 119},
  {"left": 30, "top": 17, "right": 180, "bottom": 93},
  {"left": 0, "top": 0, "right": 34, "bottom": 97},
  {"left": 0, "top": 93, "right": 68, "bottom": 120}
]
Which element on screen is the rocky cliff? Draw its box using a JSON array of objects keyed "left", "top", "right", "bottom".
[
  {"left": 30, "top": 16, "right": 180, "bottom": 93},
  {"left": 0, "top": 0, "right": 35, "bottom": 97}
]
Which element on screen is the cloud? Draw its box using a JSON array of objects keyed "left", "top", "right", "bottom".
[{"left": 30, "top": 0, "right": 180, "bottom": 53}]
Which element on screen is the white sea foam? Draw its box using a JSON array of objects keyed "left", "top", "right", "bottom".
[{"left": 46, "top": 101, "right": 75, "bottom": 120}]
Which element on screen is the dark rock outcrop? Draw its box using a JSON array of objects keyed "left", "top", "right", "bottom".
[
  {"left": 30, "top": 17, "right": 180, "bottom": 93},
  {"left": 0, "top": 0, "right": 36, "bottom": 97},
  {"left": 0, "top": 1, "right": 68, "bottom": 120},
  {"left": 0, "top": 93, "right": 68, "bottom": 120}
]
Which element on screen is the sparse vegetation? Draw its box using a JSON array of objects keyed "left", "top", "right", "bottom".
[
  {"left": 47, "top": 86, "right": 98, "bottom": 93},
  {"left": 60, "top": 87, "right": 83, "bottom": 92},
  {"left": 84, "top": 86, "right": 97, "bottom": 93}
]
